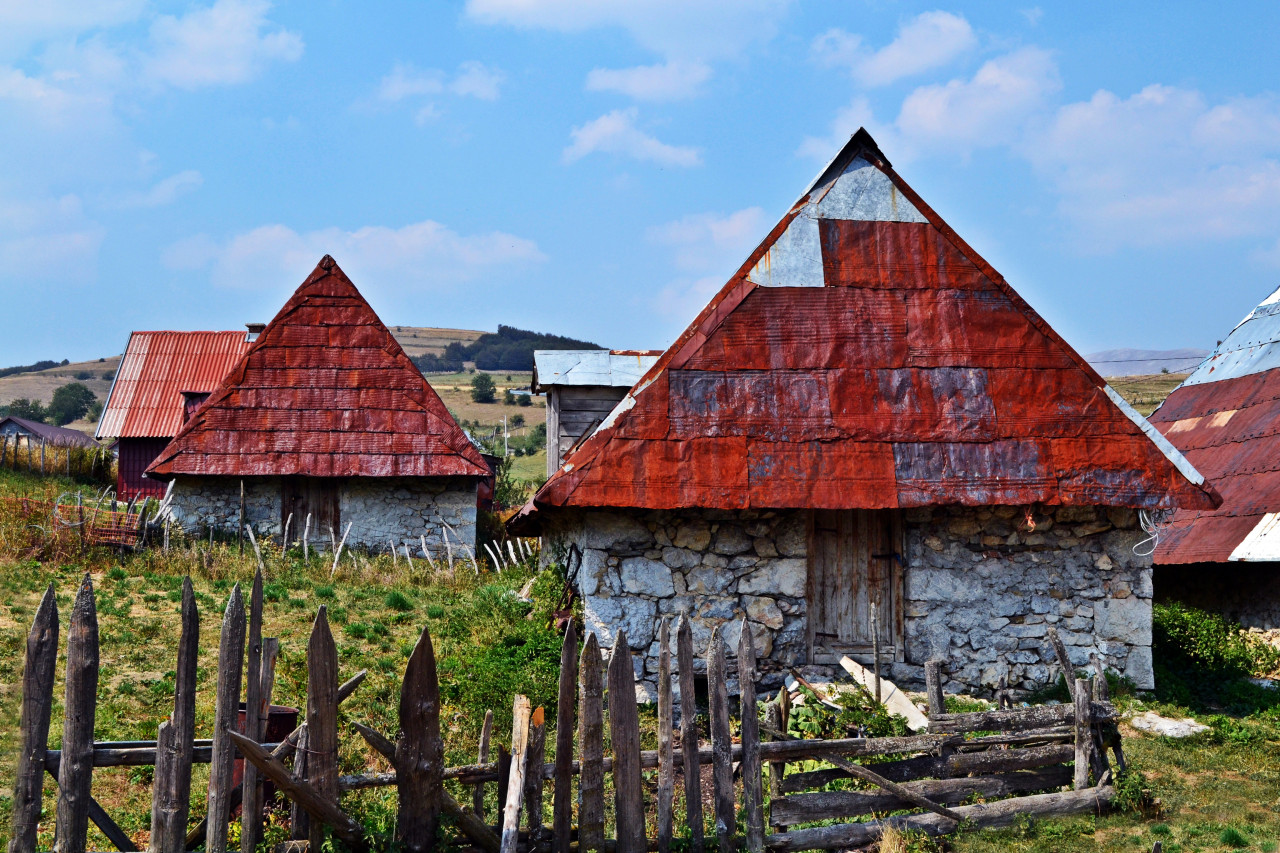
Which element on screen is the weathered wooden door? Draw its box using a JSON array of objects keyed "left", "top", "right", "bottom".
[
  {"left": 281, "top": 477, "right": 341, "bottom": 547},
  {"left": 807, "top": 509, "right": 901, "bottom": 661}
]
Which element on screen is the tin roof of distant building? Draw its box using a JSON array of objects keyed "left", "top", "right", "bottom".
[
  {"left": 1, "top": 416, "right": 99, "bottom": 448},
  {"left": 532, "top": 350, "right": 664, "bottom": 392}
]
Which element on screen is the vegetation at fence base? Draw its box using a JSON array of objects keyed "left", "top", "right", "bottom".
[
  {"left": 1153, "top": 601, "right": 1280, "bottom": 712},
  {"left": 786, "top": 684, "right": 909, "bottom": 741}
]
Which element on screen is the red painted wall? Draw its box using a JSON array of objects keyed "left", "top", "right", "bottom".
[{"left": 118, "top": 438, "right": 172, "bottom": 500}]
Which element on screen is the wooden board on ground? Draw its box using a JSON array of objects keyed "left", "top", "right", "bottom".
[{"left": 839, "top": 656, "right": 930, "bottom": 732}]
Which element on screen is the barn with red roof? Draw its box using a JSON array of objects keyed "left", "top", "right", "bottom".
[
  {"left": 147, "top": 255, "right": 490, "bottom": 554},
  {"left": 510, "top": 130, "right": 1218, "bottom": 697}
]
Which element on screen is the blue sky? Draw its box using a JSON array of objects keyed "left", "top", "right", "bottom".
[{"left": 2, "top": 1, "right": 1279, "bottom": 368}]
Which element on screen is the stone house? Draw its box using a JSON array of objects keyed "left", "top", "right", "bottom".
[
  {"left": 510, "top": 130, "right": 1219, "bottom": 699},
  {"left": 147, "top": 255, "right": 491, "bottom": 554},
  {"left": 1149, "top": 285, "right": 1280, "bottom": 627}
]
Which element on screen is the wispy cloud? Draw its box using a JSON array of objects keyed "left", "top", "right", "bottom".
[
  {"left": 585, "top": 60, "right": 711, "bottom": 101},
  {"left": 813, "top": 12, "right": 976, "bottom": 87},
  {"left": 564, "top": 108, "right": 701, "bottom": 167},
  {"left": 649, "top": 206, "right": 766, "bottom": 320},
  {"left": 144, "top": 0, "right": 302, "bottom": 90},
  {"left": 121, "top": 170, "right": 203, "bottom": 208},
  {"left": 374, "top": 60, "right": 505, "bottom": 123}
]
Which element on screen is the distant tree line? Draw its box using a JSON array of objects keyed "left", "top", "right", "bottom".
[
  {"left": 0, "top": 358, "right": 69, "bottom": 379},
  {"left": 1, "top": 383, "right": 101, "bottom": 425},
  {"left": 412, "top": 325, "right": 599, "bottom": 372}
]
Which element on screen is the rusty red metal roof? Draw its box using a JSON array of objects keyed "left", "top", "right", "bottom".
[
  {"left": 146, "top": 256, "right": 490, "bottom": 480},
  {"left": 96, "top": 330, "right": 251, "bottom": 440},
  {"left": 1150, "top": 287, "right": 1280, "bottom": 563},
  {"left": 512, "top": 129, "right": 1217, "bottom": 530}
]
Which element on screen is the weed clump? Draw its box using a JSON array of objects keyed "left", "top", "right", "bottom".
[
  {"left": 1154, "top": 602, "right": 1280, "bottom": 711},
  {"left": 384, "top": 590, "right": 413, "bottom": 612},
  {"left": 1220, "top": 827, "right": 1248, "bottom": 848}
]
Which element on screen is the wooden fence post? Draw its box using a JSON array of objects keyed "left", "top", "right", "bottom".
[
  {"left": 1073, "top": 678, "right": 1092, "bottom": 790},
  {"left": 657, "top": 618, "right": 674, "bottom": 853},
  {"left": 524, "top": 708, "right": 547, "bottom": 838},
  {"left": 924, "top": 660, "right": 946, "bottom": 718},
  {"left": 608, "top": 632, "right": 645, "bottom": 853},
  {"left": 237, "top": 480, "right": 245, "bottom": 555},
  {"left": 553, "top": 622, "right": 578, "bottom": 853},
  {"left": 8, "top": 584, "right": 58, "bottom": 853},
  {"left": 54, "top": 575, "right": 98, "bottom": 853},
  {"left": 738, "top": 621, "right": 764, "bottom": 853},
  {"left": 677, "top": 615, "right": 704, "bottom": 853},
  {"left": 306, "top": 607, "right": 339, "bottom": 853},
  {"left": 205, "top": 584, "right": 246, "bottom": 853},
  {"left": 151, "top": 577, "right": 199, "bottom": 853},
  {"left": 240, "top": 570, "right": 265, "bottom": 853},
  {"left": 397, "top": 626, "right": 443, "bottom": 853},
  {"left": 501, "top": 695, "right": 532, "bottom": 853},
  {"left": 578, "top": 634, "right": 604, "bottom": 853},
  {"left": 290, "top": 726, "right": 310, "bottom": 841},
  {"left": 765, "top": 702, "right": 784, "bottom": 834},
  {"left": 707, "top": 627, "right": 735, "bottom": 853},
  {"left": 475, "top": 711, "right": 494, "bottom": 819}
]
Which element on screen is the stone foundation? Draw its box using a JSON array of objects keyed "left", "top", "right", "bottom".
[
  {"left": 545, "top": 504, "right": 1154, "bottom": 700},
  {"left": 165, "top": 475, "right": 478, "bottom": 553}
]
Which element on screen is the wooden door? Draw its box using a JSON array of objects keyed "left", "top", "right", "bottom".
[
  {"left": 807, "top": 509, "right": 901, "bottom": 660},
  {"left": 281, "top": 477, "right": 341, "bottom": 547}
]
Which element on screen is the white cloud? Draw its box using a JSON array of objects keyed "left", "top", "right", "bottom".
[
  {"left": 450, "top": 60, "right": 504, "bottom": 100},
  {"left": 895, "top": 47, "right": 1060, "bottom": 150},
  {"left": 374, "top": 61, "right": 504, "bottom": 122},
  {"left": 121, "top": 169, "right": 203, "bottom": 208},
  {"left": 563, "top": 108, "right": 701, "bottom": 167},
  {"left": 378, "top": 63, "right": 445, "bottom": 101},
  {"left": 0, "top": 0, "right": 146, "bottom": 55},
  {"left": 167, "top": 220, "right": 546, "bottom": 291},
  {"left": 145, "top": 0, "right": 303, "bottom": 89},
  {"left": 796, "top": 95, "right": 897, "bottom": 162},
  {"left": 649, "top": 206, "right": 766, "bottom": 319},
  {"left": 1026, "top": 85, "right": 1280, "bottom": 248},
  {"left": 0, "top": 194, "right": 104, "bottom": 283},
  {"left": 585, "top": 60, "right": 711, "bottom": 101},
  {"left": 814, "top": 13, "right": 976, "bottom": 87},
  {"left": 1020, "top": 7, "right": 1044, "bottom": 26},
  {"left": 464, "top": 0, "right": 791, "bottom": 61}
]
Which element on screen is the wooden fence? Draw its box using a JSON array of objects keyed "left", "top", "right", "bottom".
[
  {"left": 0, "top": 434, "right": 114, "bottom": 484},
  {"left": 9, "top": 574, "right": 1120, "bottom": 853}
]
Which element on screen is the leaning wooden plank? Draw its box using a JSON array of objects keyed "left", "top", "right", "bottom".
[
  {"left": 656, "top": 618, "right": 674, "bottom": 853},
  {"left": 476, "top": 710, "right": 494, "bottom": 819},
  {"left": 763, "top": 784, "right": 1116, "bottom": 852},
  {"left": 838, "top": 656, "right": 929, "bottom": 732},
  {"left": 205, "top": 584, "right": 246, "bottom": 853},
  {"left": 227, "top": 732, "right": 367, "bottom": 853},
  {"left": 305, "top": 606, "right": 339, "bottom": 853},
  {"left": 927, "top": 702, "right": 1116, "bottom": 734},
  {"left": 677, "top": 615, "right": 704, "bottom": 853},
  {"left": 553, "top": 623, "right": 577, "bottom": 853},
  {"left": 759, "top": 724, "right": 963, "bottom": 824},
  {"left": 398, "top": 626, "right": 443, "bottom": 853},
  {"left": 501, "top": 695, "right": 533, "bottom": 853},
  {"left": 54, "top": 575, "right": 98, "bottom": 853},
  {"left": 769, "top": 766, "right": 1073, "bottom": 827},
  {"left": 739, "top": 621, "right": 765, "bottom": 853},
  {"left": 608, "top": 632, "right": 646, "bottom": 853},
  {"left": 9, "top": 583, "right": 57, "bottom": 853},
  {"left": 578, "top": 634, "right": 605, "bottom": 853},
  {"left": 707, "top": 627, "right": 736, "bottom": 853},
  {"left": 153, "top": 577, "right": 199, "bottom": 853},
  {"left": 240, "top": 571, "right": 265, "bottom": 853},
  {"left": 1046, "top": 627, "right": 1077, "bottom": 700}
]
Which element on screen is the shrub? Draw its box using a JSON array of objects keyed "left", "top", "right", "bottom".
[
  {"left": 470, "top": 373, "right": 497, "bottom": 403},
  {"left": 48, "top": 383, "right": 97, "bottom": 425},
  {"left": 1220, "top": 828, "right": 1247, "bottom": 848},
  {"left": 384, "top": 590, "right": 413, "bottom": 612},
  {"left": 1153, "top": 602, "right": 1280, "bottom": 709}
]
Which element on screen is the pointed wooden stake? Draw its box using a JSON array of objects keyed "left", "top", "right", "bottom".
[{"left": 9, "top": 584, "right": 58, "bottom": 853}]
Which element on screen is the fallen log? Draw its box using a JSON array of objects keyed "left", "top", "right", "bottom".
[{"left": 765, "top": 784, "right": 1116, "bottom": 851}]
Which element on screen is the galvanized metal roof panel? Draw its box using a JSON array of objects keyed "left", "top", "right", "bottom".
[
  {"left": 532, "top": 350, "right": 662, "bottom": 390},
  {"left": 511, "top": 129, "right": 1217, "bottom": 531},
  {"left": 96, "top": 330, "right": 252, "bottom": 439},
  {"left": 147, "top": 255, "right": 489, "bottom": 480},
  {"left": 1228, "top": 512, "right": 1280, "bottom": 561},
  {"left": 1181, "top": 285, "right": 1280, "bottom": 386}
]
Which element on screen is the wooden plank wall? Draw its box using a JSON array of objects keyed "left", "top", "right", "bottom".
[{"left": 545, "top": 386, "right": 628, "bottom": 474}]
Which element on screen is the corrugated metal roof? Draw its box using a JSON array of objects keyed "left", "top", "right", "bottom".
[
  {"left": 510, "top": 129, "right": 1217, "bottom": 531},
  {"left": 0, "top": 416, "right": 100, "bottom": 447},
  {"left": 146, "top": 255, "right": 490, "bottom": 481},
  {"left": 532, "top": 350, "right": 663, "bottom": 391},
  {"left": 1150, "top": 291, "right": 1280, "bottom": 562},
  {"left": 96, "top": 331, "right": 251, "bottom": 439}
]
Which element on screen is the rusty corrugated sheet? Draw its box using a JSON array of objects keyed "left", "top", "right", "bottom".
[
  {"left": 96, "top": 330, "right": 251, "bottom": 439},
  {"left": 511, "top": 129, "right": 1217, "bottom": 533},
  {"left": 1151, "top": 297, "right": 1280, "bottom": 563},
  {"left": 146, "top": 255, "right": 490, "bottom": 481}
]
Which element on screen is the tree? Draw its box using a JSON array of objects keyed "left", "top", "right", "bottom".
[
  {"left": 48, "top": 383, "right": 96, "bottom": 425},
  {"left": 470, "top": 373, "right": 497, "bottom": 403},
  {"left": 3, "top": 398, "right": 47, "bottom": 422}
]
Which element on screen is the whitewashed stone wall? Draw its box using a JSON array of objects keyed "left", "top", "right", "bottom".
[
  {"left": 164, "top": 475, "right": 478, "bottom": 553},
  {"left": 546, "top": 504, "right": 1154, "bottom": 700}
]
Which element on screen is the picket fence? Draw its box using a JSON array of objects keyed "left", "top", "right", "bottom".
[{"left": 9, "top": 574, "right": 1120, "bottom": 853}]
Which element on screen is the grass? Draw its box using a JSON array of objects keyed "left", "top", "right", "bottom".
[{"left": 1106, "top": 372, "right": 1189, "bottom": 416}]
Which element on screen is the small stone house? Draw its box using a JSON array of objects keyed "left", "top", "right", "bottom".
[
  {"left": 1149, "top": 285, "right": 1280, "bottom": 627},
  {"left": 147, "top": 255, "right": 491, "bottom": 554},
  {"left": 510, "top": 130, "right": 1219, "bottom": 699}
]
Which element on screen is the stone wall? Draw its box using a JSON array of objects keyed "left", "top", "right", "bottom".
[
  {"left": 165, "top": 475, "right": 478, "bottom": 553},
  {"left": 545, "top": 504, "right": 1154, "bottom": 700}
]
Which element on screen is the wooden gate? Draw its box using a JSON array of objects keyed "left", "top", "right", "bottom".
[
  {"left": 807, "top": 509, "right": 902, "bottom": 663},
  {"left": 281, "top": 477, "right": 340, "bottom": 548}
]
